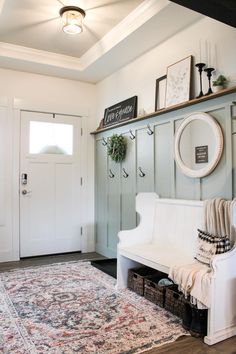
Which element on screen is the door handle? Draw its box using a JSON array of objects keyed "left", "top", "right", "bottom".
[{"left": 22, "top": 189, "right": 32, "bottom": 195}]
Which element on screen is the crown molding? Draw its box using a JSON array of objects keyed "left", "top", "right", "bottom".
[
  {"left": 0, "top": 42, "right": 83, "bottom": 70},
  {"left": 80, "top": 0, "right": 169, "bottom": 68}
]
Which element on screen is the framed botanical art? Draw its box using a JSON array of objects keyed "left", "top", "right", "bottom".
[
  {"left": 165, "top": 55, "right": 192, "bottom": 108},
  {"left": 155, "top": 75, "right": 167, "bottom": 111}
]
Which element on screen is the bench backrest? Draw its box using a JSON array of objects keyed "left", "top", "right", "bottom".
[{"left": 152, "top": 198, "right": 204, "bottom": 256}]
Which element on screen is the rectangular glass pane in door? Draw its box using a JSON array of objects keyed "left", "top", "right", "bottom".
[{"left": 29, "top": 121, "right": 73, "bottom": 155}]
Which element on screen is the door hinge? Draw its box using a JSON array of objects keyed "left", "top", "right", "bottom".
[
  {"left": 80, "top": 177, "right": 83, "bottom": 186},
  {"left": 80, "top": 226, "right": 83, "bottom": 236},
  {"left": 81, "top": 128, "right": 83, "bottom": 136}
]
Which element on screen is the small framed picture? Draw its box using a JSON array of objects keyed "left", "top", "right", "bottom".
[
  {"left": 165, "top": 55, "right": 192, "bottom": 108},
  {"left": 155, "top": 75, "right": 167, "bottom": 111}
]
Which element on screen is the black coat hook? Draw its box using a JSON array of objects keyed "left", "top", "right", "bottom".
[
  {"left": 147, "top": 124, "right": 153, "bottom": 135},
  {"left": 138, "top": 167, "right": 145, "bottom": 177},
  {"left": 129, "top": 129, "right": 135, "bottom": 140},
  {"left": 109, "top": 169, "right": 115, "bottom": 178},
  {"left": 102, "top": 137, "right": 107, "bottom": 146},
  {"left": 122, "top": 168, "right": 129, "bottom": 178}
]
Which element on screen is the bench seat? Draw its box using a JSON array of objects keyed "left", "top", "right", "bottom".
[
  {"left": 116, "top": 193, "right": 236, "bottom": 346},
  {"left": 119, "top": 244, "right": 195, "bottom": 274}
]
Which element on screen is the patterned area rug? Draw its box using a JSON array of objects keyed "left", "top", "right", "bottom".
[{"left": 0, "top": 262, "right": 188, "bottom": 353}]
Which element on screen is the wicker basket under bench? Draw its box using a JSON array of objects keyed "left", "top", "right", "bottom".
[
  {"left": 144, "top": 273, "right": 173, "bottom": 308},
  {"left": 128, "top": 267, "right": 185, "bottom": 317},
  {"left": 164, "top": 285, "right": 185, "bottom": 318},
  {"left": 128, "top": 267, "right": 157, "bottom": 296}
]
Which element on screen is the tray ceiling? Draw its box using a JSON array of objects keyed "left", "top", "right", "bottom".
[
  {"left": 0, "top": 0, "right": 204, "bottom": 82},
  {"left": 0, "top": 0, "right": 143, "bottom": 57}
]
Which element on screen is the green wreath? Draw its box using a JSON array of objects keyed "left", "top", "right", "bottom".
[{"left": 107, "top": 134, "right": 126, "bottom": 162}]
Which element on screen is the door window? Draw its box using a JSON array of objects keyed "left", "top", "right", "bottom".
[{"left": 29, "top": 121, "right": 73, "bottom": 155}]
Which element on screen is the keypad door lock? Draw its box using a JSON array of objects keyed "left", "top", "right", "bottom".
[{"left": 21, "top": 173, "right": 28, "bottom": 185}]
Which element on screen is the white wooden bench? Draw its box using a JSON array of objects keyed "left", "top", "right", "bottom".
[{"left": 117, "top": 193, "right": 236, "bottom": 345}]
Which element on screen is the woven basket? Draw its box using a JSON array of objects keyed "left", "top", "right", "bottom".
[
  {"left": 164, "top": 285, "right": 184, "bottom": 318},
  {"left": 128, "top": 267, "right": 158, "bottom": 296},
  {"left": 144, "top": 272, "right": 171, "bottom": 307}
]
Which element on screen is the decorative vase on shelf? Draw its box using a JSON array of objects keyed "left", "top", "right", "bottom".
[
  {"left": 212, "top": 75, "right": 228, "bottom": 93},
  {"left": 212, "top": 85, "right": 224, "bottom": 93}
]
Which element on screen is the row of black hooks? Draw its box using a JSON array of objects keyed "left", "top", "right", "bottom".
[
  {"left": 108, "top": 167, "right": 145, "bottom": 179},
  {"left": 102, "top": 124, "right": 154, "bottom": 146}
]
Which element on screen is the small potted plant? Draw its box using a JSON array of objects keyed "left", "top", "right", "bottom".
[{"left": 212, "top": 75, "right": 228, "bottom": 92}]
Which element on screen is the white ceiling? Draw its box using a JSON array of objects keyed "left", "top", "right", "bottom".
[
  {"left": 0, "top": 0, "right": 144, "bottom": 57},
  {"left": 0, "top": 0, "right": 204, "bottom": 83}
]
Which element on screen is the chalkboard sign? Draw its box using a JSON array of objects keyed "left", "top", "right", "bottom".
[
  {"left": 195, "top": 145, "right": 208, "bottom": 163},
  {"left": 103, "top": 96, "right": 137, "bottom": 127}
]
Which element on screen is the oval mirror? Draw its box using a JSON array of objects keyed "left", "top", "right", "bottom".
[{"left": 174, "top": 112, "right": 224, "bottom": 178}]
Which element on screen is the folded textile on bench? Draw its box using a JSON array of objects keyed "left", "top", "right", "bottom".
[
  {"left": 169, "top": 261, "right": 212, "bottom": 308},
  {"left": 169, "top": 198, "right": 235, "bottom": 309},
  {"left": 204, "top": 198, "right": 236, "bottom": 245}
]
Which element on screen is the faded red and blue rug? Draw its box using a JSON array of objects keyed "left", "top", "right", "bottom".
[{"left": 0, "top": 262, "right": 187, "bottom": 353}]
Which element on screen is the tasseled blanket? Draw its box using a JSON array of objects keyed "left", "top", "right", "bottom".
[{"left": 169, "top": 198, "right": 235, "bottom": 309}]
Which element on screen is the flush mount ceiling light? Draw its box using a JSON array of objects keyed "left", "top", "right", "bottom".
[{"left": 59, "top": 6, "right": 86, "bottom": 35}]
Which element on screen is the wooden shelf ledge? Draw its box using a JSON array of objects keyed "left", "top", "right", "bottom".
[{"left": 91, "top": 86, "right": 236, "bottom": 135}]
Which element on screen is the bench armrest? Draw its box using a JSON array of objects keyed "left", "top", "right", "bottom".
[
  {"left": 118, "top": 193, "right": 158, "bottom": 247},
  {"left": 211, "top": 245, "right": 236, "bottom": 273}
]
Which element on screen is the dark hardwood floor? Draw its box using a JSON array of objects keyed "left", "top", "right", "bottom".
[
  {"left": 145, "top": 335, "right": 236, "bottom": 354},
  {"left": 0, "top": 252, "right": 235, "bottom": 353},
  {"left": 0, "top": 252, "right": 106, "bottom": 272}
]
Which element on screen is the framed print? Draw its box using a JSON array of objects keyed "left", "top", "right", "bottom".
[
  {"left": 155, "top": 75, "right": 167, "bottom": 111},
  {"left": 165, "top": 55, "right": 192, "bottom": 108}
]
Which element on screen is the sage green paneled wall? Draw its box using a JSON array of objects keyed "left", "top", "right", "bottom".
[{"left": 94, "top": 92, "right": 236, "bottom": 257}]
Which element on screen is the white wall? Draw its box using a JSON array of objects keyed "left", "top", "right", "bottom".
[
  {"left": 95, "top": 17, "right": 236, "bottom": 125},
  {"left": 0, "top": 68, "right": 96, "bottom": 261}
]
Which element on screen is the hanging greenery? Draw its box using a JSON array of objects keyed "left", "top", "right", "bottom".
[{"left": 107, "top": 134, "right": 126, "bottom": 162}]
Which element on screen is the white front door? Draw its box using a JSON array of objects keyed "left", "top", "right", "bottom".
[{"left": 20, "top": 111, "right": 82, "bottom": 257}]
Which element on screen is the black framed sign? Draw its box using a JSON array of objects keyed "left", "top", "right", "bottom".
[
  {"left": 195, "top": 145, "right": 208, "bottom": 164},
  {"left": 103, "top": 96, "right": 137, "bottom": 127}
]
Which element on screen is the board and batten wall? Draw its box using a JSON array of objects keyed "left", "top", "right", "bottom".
[
  {"left": 94, "top": 15, "right": 236, "bottom": 258},
  {"left": 94, "top": 91, "right": 236, "bottom": 258},
  {"left": 0, "top": 68, "right": 96, "bottom": 262}
]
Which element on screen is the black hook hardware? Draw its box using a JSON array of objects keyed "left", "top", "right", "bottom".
[
  {"left": 109, "top": 169, "right": 115, "bottom": 178},
  {"left": 138, "top": 167, "right": 145, "bottom": 177},
  {"left": 122, "top": 168, "right": 129, "bottom": 178},
  {"left": 147, "top": 124, "right": 153, "bottom": 135},
  {"left": 129, "top": 129, "right": 135, "bottom": 140},
  {"left": 102, "top": 137, "right": 107, "bottom": 146},
  {"left": 232, "top": 101, "right": 236, "bottom": 105}
]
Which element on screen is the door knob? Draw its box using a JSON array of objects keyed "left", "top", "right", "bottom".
[{"left": 22, "top": 189, "right": 32, "bottom": 195}]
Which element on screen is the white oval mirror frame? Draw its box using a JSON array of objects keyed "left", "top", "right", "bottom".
[{"left": 174, "top": 112, "right": 224, "bottom": 178}]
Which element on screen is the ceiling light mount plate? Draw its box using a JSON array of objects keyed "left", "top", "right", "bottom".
[{"left": 59, "top": 6, "right": 86, "bottom": 19}]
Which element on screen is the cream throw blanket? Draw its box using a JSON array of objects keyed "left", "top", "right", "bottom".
[{"left": 169, "top": 198, "right": 235, "bottom": 309}]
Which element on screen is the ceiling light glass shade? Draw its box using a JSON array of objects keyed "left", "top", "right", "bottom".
[{"left": 59, "top": 6, "right": 86, "bottom": 35}]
